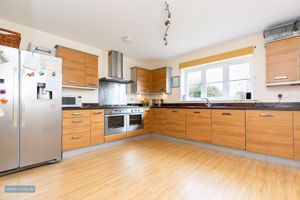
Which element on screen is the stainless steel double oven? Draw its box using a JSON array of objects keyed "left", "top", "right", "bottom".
[{"left": 104, "top": 107, "right": 144, "bottom": 135}]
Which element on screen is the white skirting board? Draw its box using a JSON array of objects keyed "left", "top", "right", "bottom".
[
  {"left": 152, "top": 134, "right": 300, "bottom": 168},
  {"left": 63, "top": 133, "right": 300, "bottom": 168}
]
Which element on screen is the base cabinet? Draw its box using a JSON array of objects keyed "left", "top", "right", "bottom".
[
  {"left": 246, "top": 110, "right": 293, "bottom": 159},
  {"left": 90, "top": 110, "right": 104, "bottom": 145},
  {"left": 186, "top": 109, "right": 212, "bottom": 143},
  {"left": 165, "top": 109, "right": 186, "bottom": 138},
  {"left": 212, "top": 110, "right": 245, "bottom": 150},
  {"left": 152, "top": 108, "right": 166, "bottom": 134},
  {"left": 294, "top": 112, "right": 300, "bottom": 160}
]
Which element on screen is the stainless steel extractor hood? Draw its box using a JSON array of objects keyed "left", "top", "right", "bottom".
[{"left": 99, "top": 50, "right": 133, "bottom": 84}]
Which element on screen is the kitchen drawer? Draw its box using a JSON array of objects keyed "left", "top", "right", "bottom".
[
  {"left": 186, "top": 109, "right": 212, "bottom": 143},
  {"left": 212, "top": 110, "right": 245, "bottom": 150},
  {"left": 90, "top": 110, "right": 104, "bottom": 123},
  {"left": 63, "top": 117, "right": 91, "bottom": 135},
  {"left": 165, "top": 109, "right": 186, "bottom": 138},
  {"left": 246, "top": 110, "right": 293, "bottom": 159},
  {"left": 63, "top": 131, "right": 90, "bottom": 152},
  {"left": 63, "top": 110, "right": 91, "bottom": 118}
]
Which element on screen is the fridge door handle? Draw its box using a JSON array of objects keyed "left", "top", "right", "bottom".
[{"left": 21, "top": 69, "right": 26, "bottom": 127}]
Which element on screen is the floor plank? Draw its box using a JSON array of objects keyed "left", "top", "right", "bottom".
[{"left": 1, "top": 137, "right": 300, "bottom": 200}]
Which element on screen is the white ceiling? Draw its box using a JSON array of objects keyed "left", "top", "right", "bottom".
[{"left": 0, "top": 0, "right": 299, "bottom": 63}]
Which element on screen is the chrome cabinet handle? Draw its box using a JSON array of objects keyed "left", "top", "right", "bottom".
[
  {"left": 274, "top": 75, "right": 288, "bottom": 80},
  {"left": 72, "top": 112, "right": 82, "bottom": 116},
  {"left": 72, "top": 120, "right": 83, "bottom": 124},
  {"left": 222, "top": 113, "right": 232, "bottom": 116},
  {"left": 71, "top": 136, "right": 81, "bottom": 140},
  {"left": 260, "top": 113, "right": 274, "bottom": 117},
  {"left": 156, "top": 110, "right": 161, "bottom": 112},
  {"left": 67, "top": 80, "right": 78, "bottom": 83}
]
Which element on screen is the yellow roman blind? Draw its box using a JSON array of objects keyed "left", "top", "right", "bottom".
[{"left": 179, "top": 46, "right": 255, "bottom": 69}]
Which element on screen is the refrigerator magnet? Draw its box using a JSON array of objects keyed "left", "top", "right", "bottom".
[
  {"left": 0, "top": 98, "right": 8, "bottom": 105},
  {"left": 0, "top": 89, "right": 6, "bottom": 95},
  {"left": 27, "top": 72, "right": 35, "bottom": 77},
  {"left": 38, "top": 71, "right": 45, "bottom": 76}
]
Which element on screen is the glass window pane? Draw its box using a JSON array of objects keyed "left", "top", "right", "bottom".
[
  {"left": 187, "top": 71, "right": 201, "bottom": 85},
  {"left": 229, "top": 80, "right": 250, "bottom": 99},
  {"left": 229, "top": 63, "right": 250, "bottom": 80},
  {"left": 206, "top": 67, "right": 223, "bottom": 83},
  {"left": 188, "top": 84, "right": 202, "bottom": 98},
  {"left": 207, "top": 83, "right": 223, "bottom": 97}
]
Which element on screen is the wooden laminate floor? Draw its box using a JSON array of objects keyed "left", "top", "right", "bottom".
[{"left": 1, "top": 137, "right": 300, "bottom": 200}]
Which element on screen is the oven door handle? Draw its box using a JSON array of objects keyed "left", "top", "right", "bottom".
[{"left": 105, "top": 114, "right": 127, "bottom": 117}]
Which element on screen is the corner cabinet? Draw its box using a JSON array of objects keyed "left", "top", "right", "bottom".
[
  {"left": 131, "top": 66, "right": 172, "bottom": 94},
  {"left": 246, "top": 110, "right": 293, "bottom": 159},
  {"left": 56, "top": 46, "right": 99, "bottom": 88},
  {"left": 266, "top": 36, "right": 300, "bottom": 86}
]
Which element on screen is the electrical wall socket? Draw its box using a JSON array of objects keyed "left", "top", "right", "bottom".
[{"left": 278, "top": 93, "right": 288, "bottom": 99}]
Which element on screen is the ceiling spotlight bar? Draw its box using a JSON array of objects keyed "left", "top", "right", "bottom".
[{"left": 163, "top": 1, "right": 171, "bottom": 46}]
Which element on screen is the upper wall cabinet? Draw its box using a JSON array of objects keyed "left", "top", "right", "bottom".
[
  {"left": 56, "top": 46, "right": 99, "bottom": 89},
  {"left": 131, "top": 67, "right": 152, "bottom": 93},
  {"left": 266, "top": 36, "right": 300, "bottom": 86},
  {"left": 131, "top": 66, "right": 172, "bottom": 94}
]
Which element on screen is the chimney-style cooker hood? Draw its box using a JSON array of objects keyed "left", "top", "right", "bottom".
[{"left": 100, "top": 50, "right": 133, "bottom": 84}]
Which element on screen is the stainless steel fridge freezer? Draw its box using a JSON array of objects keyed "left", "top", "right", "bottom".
[
  {"left": 0, "top": 45, "right": 62, "bottom": 175},
  {"left": 0, "top": 46, "right": 19, "bottom": 173}
]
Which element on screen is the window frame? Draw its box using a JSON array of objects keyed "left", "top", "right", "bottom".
[{"left": 181, "top": 55, "right": 253, "bottom": 101}]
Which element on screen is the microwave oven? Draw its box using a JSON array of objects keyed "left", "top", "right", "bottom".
[{"left": 62, "top": 96, "right": 83, "bottom": 108}]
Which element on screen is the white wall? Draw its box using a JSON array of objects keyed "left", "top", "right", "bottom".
[
  {"left": 0, "top": 18, "right": 152, "bottom": 103},
  {"left": 2, "top": 18, "right": 300, "bottom": 103},
  {"left": 153, "top": 33, "right": 300, "bottom": 103}
]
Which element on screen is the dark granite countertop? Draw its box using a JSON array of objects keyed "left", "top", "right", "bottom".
[{"left": 62, "top": 102, "right": 300, "bottom": 111}]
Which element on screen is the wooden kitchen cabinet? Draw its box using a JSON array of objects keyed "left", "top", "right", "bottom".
[
  {"left": 266, "top": 37, "right": 299, "bottom": 84},
  {"left": 62, "top": 110, "right": 91, "bottom": 151},
  {"left": 165, "top": 109, "right": 186, "bottom": 138},
  {"left": 90, "top": 109, "right": 104, "bottom": 145},
  {"left": 131, "top": 67, "right": 152, "bottom": 93},
  {"left": 246, "top": 110, "right": 293, "bottom": 159},
  {"left": 57, "top": 47, "right": 86, "bottom": 87},
  {"left": 143, "top": 108, "right": 152, "bottom": 133},
  {"left": 186, "top": 109, "right": 212, "bottom": 143},
  {"left": 85, "top": 54, "right": 99, "bottom": 88},
  {"left": 152, "top": 108, "right": 166, "bottom": 134},
  {"left": 212, "top": 110, "right": 245, "bottom": 150},
  {"left": 131, "top": 66, "right": 172, "bottom": 93},
  {"left": 151, "top": 67, "right": 168, "bottom": 93},
  {"left": 56, "top": 46, "right": 99, "bottom": 88},
  {"left": 294, "top": 112, "right": 300, "bottom": 160},
  {"left": 63, "top": 132, "right": 91, "bottom": 152}
]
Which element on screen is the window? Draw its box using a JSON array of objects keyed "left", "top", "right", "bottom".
[{"left": 182, "top": 55, "right": 252, "bottom": 101}]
